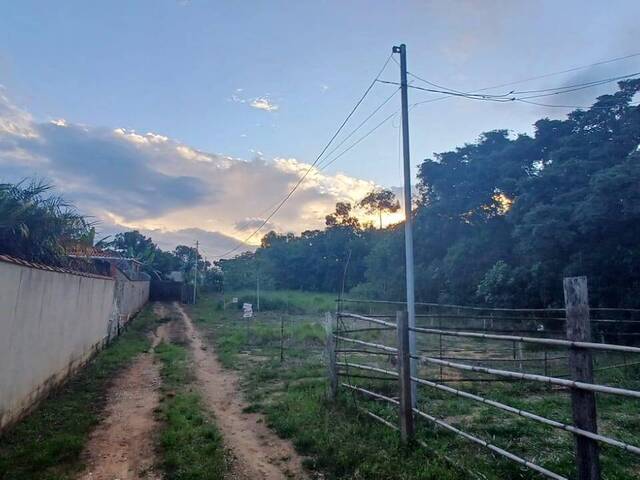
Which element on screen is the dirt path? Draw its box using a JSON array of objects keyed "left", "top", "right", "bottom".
[
  {"left": 76, "top": 312, "right": 165, "bottom": 480},
  {"left": 174, "top": 302, "right": 309, "bottom": 480}
]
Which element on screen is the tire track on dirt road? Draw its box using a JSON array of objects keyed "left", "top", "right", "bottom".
[
  {"left": 174, "top": 302, "right": 310, "bottom": 480},
  {"left": 76, "top": 304, "right": 171, "bottom": 480}
]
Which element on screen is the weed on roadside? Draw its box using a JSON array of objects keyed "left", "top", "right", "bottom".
[{"left": 155, "top": 341, "right": 227, "bottom": 480}]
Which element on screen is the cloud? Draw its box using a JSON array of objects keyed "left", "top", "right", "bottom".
[
  {"left": 0, "top": 91, "right": 377, "bottom": 257},
  {"left": 230, "top": 94, "right": 246, "bottom": 104},
  {"left": 0, "top": 93, "right": 37, "bottom": 138},
  {"left": 139, "top": 228, "right": 246, "bottom": 257},
  {"left": 235, "top": 217, "right": 275, "bottom": 232},
  {"left": 250, "top": 97, "right": 279, "bottom": 112},
  {"left": 230, "top": 91, "right": 279, "bottom": 112}
]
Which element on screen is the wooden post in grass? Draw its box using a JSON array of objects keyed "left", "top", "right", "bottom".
[
  {"left": 396, "top": 310, "right": 414, "bottom": 442},
  {"left": 325, "top": 312, "right": 338, "bottom": 401},
  {"left": 280, "top": 315, "right": 285, "bottom": 363},
  {"left": 563, "top": 276, "right": 601, "bottom": 480}
]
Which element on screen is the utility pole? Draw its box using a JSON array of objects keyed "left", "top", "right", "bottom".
[
  {"left": 256, "top": 257, "right": 260, "bottom": 312},
  {"left": 393, "top": 43, "right": 417, "bottom": 407},
  {"left": 193, "top": 240, "right": 198, "bottom": 304}
]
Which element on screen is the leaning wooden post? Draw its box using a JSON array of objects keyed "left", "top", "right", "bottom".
[
  {"left": 396, "top": 310, "right": 415, "bottom": 442},
  {"left": 325, "top": 312, "right": 338, "bottom": 401},
  {"left": 563, "top": 276, "right": 601, "bottom": 480}
]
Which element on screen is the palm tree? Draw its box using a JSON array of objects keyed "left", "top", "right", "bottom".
[{"left": 0, "top": 179, "right": 93, "bottom": 265}]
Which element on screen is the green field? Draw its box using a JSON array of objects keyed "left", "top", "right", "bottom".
[
  {"left": 191, "top": 290, "right": 640, "bottom": 480},
  {"left": 222, "top": 289, "right": 337, "bottom": 314}
]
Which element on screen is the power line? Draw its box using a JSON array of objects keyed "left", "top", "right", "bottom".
[
  {"left": 511, "top": 71, "right": 640, "bottom": 95},
  {"left": 405, "top": 51, "right": 640, "bottom": 95},
  {"left": 317, "top": 55, "right": 640, "bottom": 174},
  {"left": 405, "top": 69, "right": 640, "bottom": 100},
  {"left": 319, "top": 110, "right": 400, "bottom": 172},
  {"left": 379, "top": 80, "right": 515, "bottom": 101},
  {"left": 316, "top": 87, "right": 401, "bottom": 170},
  {"left": 515, "top": 98, "right": 640, "bottom": 110},
  {"left": 211, "top": 53, "right": 395, "bottom": 259},
  {"left": 394, "top": 70, "right": 640, "bottom": 104},
  {"left": 516, "top": 72, "right": 640, "bottom": 100},
  {"left": 477, "top": 51, "right": 640, "bottom": 92}
]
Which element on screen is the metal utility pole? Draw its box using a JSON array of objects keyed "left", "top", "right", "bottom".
[
  {"left": 193, "top": 240, "right": 198, "bottom": 304},
  {"left": 393, "top": 43, "right": 417, "bottom": 407}
]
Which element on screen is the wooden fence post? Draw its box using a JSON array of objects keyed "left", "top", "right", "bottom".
[
  {"left": 563, "top": 276, "right": 601, "bottom": 480},
  {"left": 325, "top": 312, "right": 338, "bottom": 401},
  {"left": 280, "top": 315, "right": 285, "bottom": 363},
  {"left": 396, "top": 310, "right": 414, "bottom": 442}
]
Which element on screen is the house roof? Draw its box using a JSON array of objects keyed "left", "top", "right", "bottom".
[{"left": 66, "top": 246, "right": 142, "bottom": 264}]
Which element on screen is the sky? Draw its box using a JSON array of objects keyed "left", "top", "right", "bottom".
[{"left": 1, "top": 0, "right": 639, "bottom": 257}]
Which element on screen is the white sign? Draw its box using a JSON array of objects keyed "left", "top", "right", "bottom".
[
  {"left": 232, "top": 297, "right": 238, "bottom": 303},
  {"left": 242, "top": 303, "right": 253, "bottom": 318}
]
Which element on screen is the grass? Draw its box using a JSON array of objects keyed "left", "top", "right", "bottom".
[
  {"left": 154, "top": 333, "right": 227, "bottom": 480},
  {"left": 189, "top": 294, "right": 464, "bottom": 479},
  {"left": 190, "top": 291, "right": 640, "bottom": 480},
  {"left": 224, "top": 289, "right": 336, "bottom": 314},
  {"left": 0, "top": 306, "right": 162, "bottom": 480}
]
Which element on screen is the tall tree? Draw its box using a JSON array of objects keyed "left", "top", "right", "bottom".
[
  {"left": 358, "top": 188, "right": 401, "bottom": 229},
  {"left": 325, "top": 202, "right": 360, "bottom": 229}
]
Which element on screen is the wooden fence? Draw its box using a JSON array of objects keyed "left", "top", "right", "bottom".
[{"left": 325, "top": 276, "right": 640, "bottom": 480}]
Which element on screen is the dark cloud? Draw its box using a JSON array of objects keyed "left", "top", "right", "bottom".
[
  {"left": 1, "top": 122, "right": 209, "bottom": 221},
  {"left": 554, "top": 62, "right": 636, "bottom": 106}
]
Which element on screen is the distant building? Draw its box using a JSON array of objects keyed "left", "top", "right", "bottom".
[{"left": 167, "top": 270, "right": 184, "bottom": 282}]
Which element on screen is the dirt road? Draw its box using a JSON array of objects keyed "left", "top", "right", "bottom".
[
  {"left": 76, "top": 326, "right": 165, "bottom": 480},
  {"left": 175, "top": 302, "right": 309, "bottom": 480},
  {"left": 76, "top": 302, "right": 308, "bottom": 480}
]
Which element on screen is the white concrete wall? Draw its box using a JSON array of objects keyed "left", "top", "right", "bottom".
[
  {"left": 0, "top": 260, "right": 116, "bottom": 431},
  {"left": 116, "top": 277, "right": 150, "bottom": 320}
]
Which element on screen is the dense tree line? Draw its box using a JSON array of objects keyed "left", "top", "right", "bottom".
[
  {"left": 107, "top": 230, "right": 221, "bottom": 290},
  {"left": 222, "top": 80, "right": 640, "bottom": 308}
]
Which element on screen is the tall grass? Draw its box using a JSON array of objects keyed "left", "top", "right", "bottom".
[{"left": 225, "top": 289, "right": 336, "bottom": 314}]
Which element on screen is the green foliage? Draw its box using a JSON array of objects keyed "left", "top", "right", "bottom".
[
  {"left": 0, "top": 307, "right": 160, "bottom": 480},
  {"left": 220, "top": 213, "right": 373, "bottom": 293},
  {"left": 0, "top": 179, "right": 94, "bottom": 266}
]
